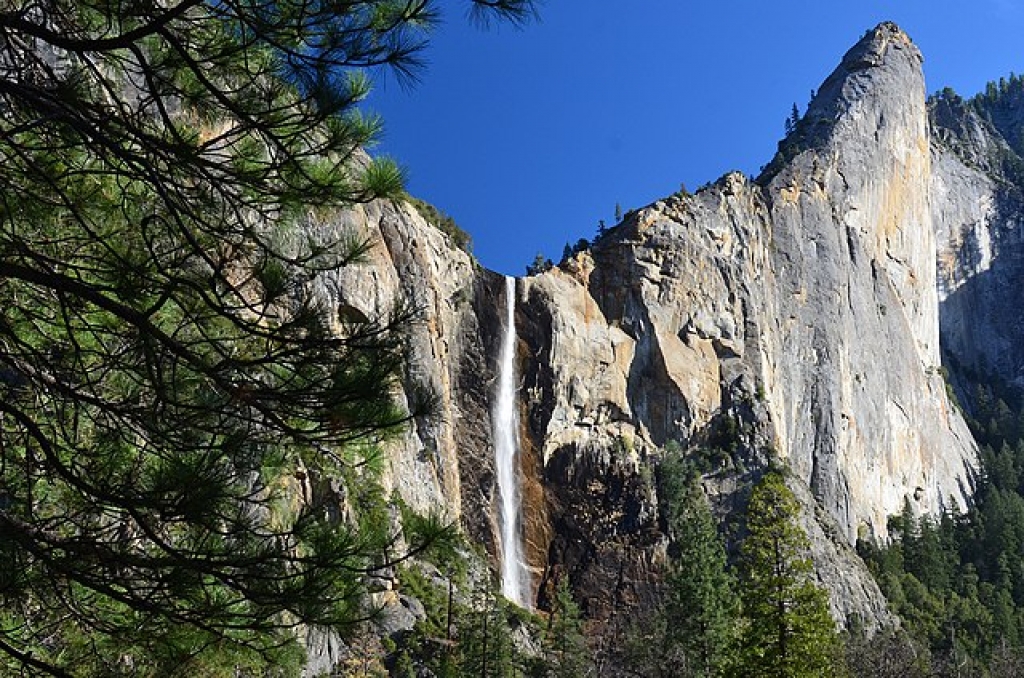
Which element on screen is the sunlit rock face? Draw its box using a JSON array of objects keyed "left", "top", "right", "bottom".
[
  {"left": 754, "top": 22, "right": 977, "bottom": 539},
  {"left": 305, "top": 198, "right": 547, "bottom": 597},
  {"left": 513, "top": 23, "right": 980, "bottom": 626},
  {"left": 305, "top": 22, "right": 1024, "bottom": 641},
  {"left": 305, "top": 198, "right": 497, "bottom": 537}
]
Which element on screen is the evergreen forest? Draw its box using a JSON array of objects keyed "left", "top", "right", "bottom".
[{"left": 855, "top": 360, "right": 1024, "bottom": 677}]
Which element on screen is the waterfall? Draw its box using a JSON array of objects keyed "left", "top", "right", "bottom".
[{"left": 493, "top": 275, "right": 531, "bottom": 608}]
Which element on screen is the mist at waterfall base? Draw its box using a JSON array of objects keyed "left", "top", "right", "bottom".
[{"left": 492, "top": 276, "right": 532, "bottom": 609}]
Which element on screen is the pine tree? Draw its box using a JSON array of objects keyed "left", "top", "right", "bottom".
[
  {"left": 736, "top": 471, "right": 840, "bottom": 678},
  {"left": 784, "top": 103, "right": 801, "bottom": 135},
  {"left": 526, "top": 252, "right": 554, "bottom": 276},
  {"left": 0, "top": 0, "right": 534, "bottom": 674},
  {"left": 459, "top": 586, "right": 516, "bottom": 678},
  {"left": 992, "top": 554, "right": 1019, "bottom": 646},
  {"left": 907, "top": 515, "right": 954, "bottom": 591},
  {"left": 659, "top": 457, "right": 740, "bottom": 677},
  {"left": 544, "top": 577, "right": 588, "bottom": 678}
]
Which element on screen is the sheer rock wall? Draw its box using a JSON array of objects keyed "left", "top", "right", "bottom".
[{"left": 309, "top": 23, "right": 1024, "bottom": 634}]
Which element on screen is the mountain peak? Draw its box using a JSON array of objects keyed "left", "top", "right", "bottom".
[
  {"left": 805, "top": 21, "right": 923, "bottom": 132},
  {"left": 759, "top": 22, "right": 925, "bottom": 183},
  {"left": 848, "top": 22, "right": 917, "bottom": 66}
]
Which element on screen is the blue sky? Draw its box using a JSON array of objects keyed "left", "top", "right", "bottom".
[{"left": 365, "top": 2, "right": 1024, "bottom": 277}]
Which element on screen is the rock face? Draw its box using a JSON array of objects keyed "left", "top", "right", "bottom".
[
  {"left": 311, "top": 22, "right": 1024, "bottom": 646},
  {"left": 304, "top": 199, "right": 507, "bottom": 551},
  {"left": 751, "top": 22, "right": 978, "bottom": 537},
  {"left": 514, "top": 23, "right": 977, "bottom": 625},
  {"left": 930, "top": 89, "right": 1024, "bottom": 392}
]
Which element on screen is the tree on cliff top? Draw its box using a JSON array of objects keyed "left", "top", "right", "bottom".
[
  {"left": 735, "top": 471, "right": 840, "bottom": 678},
  {"left": 0, "top": 0, "right": 533, "bottom": 675}
]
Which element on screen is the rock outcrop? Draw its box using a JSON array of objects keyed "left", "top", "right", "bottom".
[
  {"left": 305, "top": 199, "right": 506, "bottom": 548},
  {"left": 307, "top": 22, "right": 1024, "bottom": 650},
  {"left": 514, "top": 22, "right": 977, "bottom": 625}
]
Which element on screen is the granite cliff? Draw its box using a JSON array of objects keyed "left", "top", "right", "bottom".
[
  {"left": 303, "top": 22, "right": 1024, "bottom": 655},
  {"left": 930, "top": 84, "right": 1024, "bottom": 394},
  {"left": 516, "top": 22, "right": 976, "bottom": 625}
]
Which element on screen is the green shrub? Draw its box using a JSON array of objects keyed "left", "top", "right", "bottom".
[{"left": 404, "top": 195, "right": 472, "bottom": 252}]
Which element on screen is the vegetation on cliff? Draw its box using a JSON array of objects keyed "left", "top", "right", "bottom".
[
  {"left": 972, "top": 73, "right": 1024, "bottom": 160},
  {"left": 628, "top": 451, "right": 740, "bottom": 678}
]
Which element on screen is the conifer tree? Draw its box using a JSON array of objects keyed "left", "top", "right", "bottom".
[
  {"left": 459, "top": 586, "right": 516, "bottom": 678},
  {"left": 544, "top": 576, "right": 588, "bottom": 678},
  {"left": 0, "top": 0, "right": 534, "bottom": 674},
  {"left": 784, "top": 103, "right": 801, "bottom": 135},
  {"left": 659, "top": 456, "right": 740, "bottom": 677},
  {"left": 736, "top": 470, "right": 840, "bottom": 678},
  {"left": 526, "top": 252, "right": 554, "bottom": 276}
]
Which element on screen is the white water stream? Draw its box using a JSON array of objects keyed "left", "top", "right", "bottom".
[{"left": 493, "top": 275, "right": 531, "bottom": 608}]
